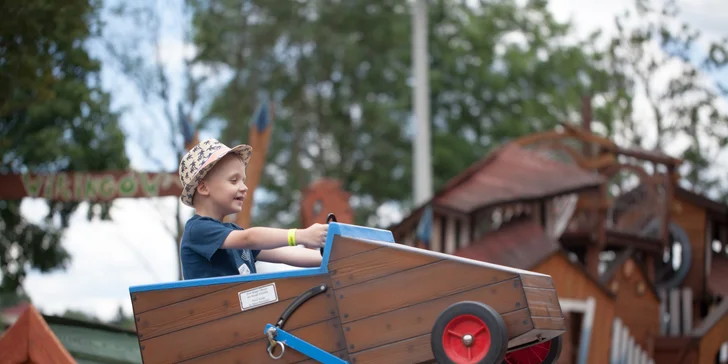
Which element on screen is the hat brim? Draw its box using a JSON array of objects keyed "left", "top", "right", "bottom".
[{"left": 180, "top": 144, "right": 252, "bottom": 207}]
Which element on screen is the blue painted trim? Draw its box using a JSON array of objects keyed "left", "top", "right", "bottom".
[
  {"left": 264, "top": 324, "right": 348, "bottom": 363},
  {"left": 129, "top": 222, "right": 394, "bottom": 293}
]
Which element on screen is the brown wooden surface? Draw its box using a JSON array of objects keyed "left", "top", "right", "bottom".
[
  {"left": 135, "top": 276, "right": 339, "bottom": 363},
  {"left": 329, "top": 242, "right": 441, "bottom": 289},
  {"left": 653, "top": 337, "right": 698, "bottom": 364},
  {"left": 327, "top": 235, "right": 564, "bottom": 360},
  {"left": 604, "top": 256, "right": 660, "bottom": 356},
  {"left": 350, "top": 334, "right": 433, "bottom": 364},
  {"left": 135, "top": 275, "right": 333, "bottom": 340},
  {"left": 341, "top": 280, "right": 529, "bottom": 353},
  {"left": 180, "top": 319, "right": 347, "bottom": 364},
  {"left": 334, "top": 258, "right": 518, "bottom": 324},
  {"left": 533, "top": 253, "right": 616, "bottom": 364},
  {"left": 328, "top": 236, "right": 380, "bottom": 261},
  {"left": 0, "top": 305, "right": 76, "bottom": 364},
  {"left": 131, "top": 281, "right": 237, "bottom": 314},
  {"left": 524, "top": 287, "right": 562, "bottom": 318}
]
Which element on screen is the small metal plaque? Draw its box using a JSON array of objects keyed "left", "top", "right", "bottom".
[{"left": 238, "top": 282, "right": 279, "bottom": 311}]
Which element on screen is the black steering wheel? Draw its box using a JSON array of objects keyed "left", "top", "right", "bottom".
[{"left": 322, "top": 213, "right": 337, "bottom": 256}]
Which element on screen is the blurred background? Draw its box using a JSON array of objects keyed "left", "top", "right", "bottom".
[{"left": 1, "top": 0, "right": 727, "bottom": 362}]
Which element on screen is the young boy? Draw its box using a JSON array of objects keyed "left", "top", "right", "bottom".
[{"left": 177, "top": 138, "right": 327, "bottom": 280}]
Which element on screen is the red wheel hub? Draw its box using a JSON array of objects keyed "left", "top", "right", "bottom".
[
  {"left": 504, "top": 340, "right": 552, "bottom": 364},
  {"left": 441, "top": 314, "right": 491, "bottom": 363}
]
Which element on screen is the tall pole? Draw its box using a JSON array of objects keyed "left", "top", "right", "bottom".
[{"left": 412, "top": 0, "right": 433, "bottom": 207}]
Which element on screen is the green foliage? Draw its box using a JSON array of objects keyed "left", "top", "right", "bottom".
[
  {"left": 606, "top": 0, "right": 728, "bottom": 196},
  {"left": 0, "top": 0, "right": 129, "bottom": 292},
  {"left": 186, "top": 0, "right": 630, "bottom": 227}
]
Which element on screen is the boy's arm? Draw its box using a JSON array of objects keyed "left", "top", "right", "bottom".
[
  {"left": 256, "top": 247, "right": 322, "bottom": 267},
  {"left": 222, "top": 224, "right": 328, "bottom": 250}
]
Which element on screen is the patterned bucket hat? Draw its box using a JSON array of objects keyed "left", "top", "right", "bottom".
[{"left": 178, "top": 138, "right": 252, "bottom": 207}]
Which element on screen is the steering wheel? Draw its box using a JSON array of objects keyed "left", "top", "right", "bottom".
[{"left": 322, "top": 213, "right": 337, "bottom": 256}]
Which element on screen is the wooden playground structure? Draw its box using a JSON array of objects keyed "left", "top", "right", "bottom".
[{"left": 389, "top": 123, "right": 728, "bottom": 363}]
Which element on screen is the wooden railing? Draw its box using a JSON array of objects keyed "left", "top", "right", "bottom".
[
  {"left": 611, "top": 318, "right": 655, "bottom": 364},
  {"left": 658, "top": 287, "right": 693, "bottom": 336}
]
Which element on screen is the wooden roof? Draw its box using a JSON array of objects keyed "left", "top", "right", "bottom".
[
  {"left": 0, "top": 304, "right": 76, "bottom": 363},
  {"left": 453, "top": 218, "right": 560, "bottom": 270},
  {"left": 433, "top": 143, "right": 604, "bottom": 213},
  {"left": 453, "top": 218, "right": 615, "bottom": 299},
  {"left": 675, "top": 186, "right": 728, "bottom": 218},
  {"left": 389, "top": 142, "right": 604, "bottom": 233}
]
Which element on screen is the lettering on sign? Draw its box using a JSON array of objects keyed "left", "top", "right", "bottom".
[
  {"left": 238, "top": 283, "right": 279, "bottom": 311},
  {"left": 0, "top": 171, "right": 183, "bottom": 201}
]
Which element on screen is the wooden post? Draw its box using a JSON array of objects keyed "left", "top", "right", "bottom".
[
  {"left": 431, "top": 213, "right": 442, "bottom": 252},
  {"left": 669, "top": 288, "right": 681, "bottom": 336},
  {"left": 659, "top": 288, "right": 667, "bottom": 335},
  {"left": 444, "top": 216, "right": 457, "bottom": 254},
  {"left": 705, "top": 218, "right": 713, "bottom": 279},
  {"left": 661, "top": 166, "right": 674, "bottom": 246},
  {"left": 681, "top": 288, "right": 693, "bottom": 334},
  {"left": 235, "top": 101, "right": 275, "bottom": 228},
  {"left": 459, "top": 217, "right": 471, "bottom": 248}
]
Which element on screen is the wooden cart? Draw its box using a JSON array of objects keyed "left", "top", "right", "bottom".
[{"left": 129, "top": 220, "right": 565, "bottom": 363}]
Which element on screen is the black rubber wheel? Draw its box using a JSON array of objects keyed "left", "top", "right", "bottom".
[
  {"left": 431, "top": 301, "right": 509, "bottom": 364},
  {"left": 502, "top": 335, "right": 562, "bottom": 364}
]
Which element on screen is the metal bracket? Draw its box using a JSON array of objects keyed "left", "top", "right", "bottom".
[{"left": 264, "top": 324, "right": 348, "bottom": 363}]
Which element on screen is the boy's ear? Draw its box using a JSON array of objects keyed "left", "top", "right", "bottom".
[{"left": 196, "top": 180, "right": 210, "bottom": 196}]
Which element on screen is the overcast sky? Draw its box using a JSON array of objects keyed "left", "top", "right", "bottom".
[{"left": 18, "top": 0, "right": 728, "bottom": 321}]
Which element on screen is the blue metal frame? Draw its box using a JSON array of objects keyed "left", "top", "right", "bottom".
[
  {"left": 128, "top": 222, "right": 394, "bottom": 293},
  {"left": 264, "top": 324, "right": 349, "bottom": 363}
]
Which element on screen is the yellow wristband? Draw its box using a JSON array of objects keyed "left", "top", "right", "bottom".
[{"left": 288, "top": 229, "right": 297, "bottom": 246}]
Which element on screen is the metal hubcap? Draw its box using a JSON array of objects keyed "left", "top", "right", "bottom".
[{"left": 462, "top": 334, "right": 474, "bottom": 347}]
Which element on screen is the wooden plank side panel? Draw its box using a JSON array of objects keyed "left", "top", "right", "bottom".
[
  {"left": 139, "top": 279, "right": 339, "bottom": 363},
  {"left": 520, "top": 274, "right": 555, "bottom": 289},
  {"left": 343, "top": 278, "right": 529, "bottom": 353},
  {"left": 328, "top": 236, "right": 381, "bottom": 262},
  {"left": 524, "top": 287, "right": 563, "bottom": 318},
  {"left": 335, "top": 259, "right": 518, "bottom": 324},
  {"left": 181, "top": 319, "right": 347, "bottom": 364},
  {"left": 532, "top": 316, "right": 565, "bottom": 331},
  {"left": 329, "top": 244, "right": 442, "bottom": 289},
  {"left": 136, "top": 275, "right": 330, "bottom": 340},
  {"left": 350, "top": 334, "right": 433, "bottom": 364},
  {"left": 293, "top": 351, "right": 348, "bottom": 364},
  {"left": 131, "top": 282, "right": 237, "bottom": 314}
]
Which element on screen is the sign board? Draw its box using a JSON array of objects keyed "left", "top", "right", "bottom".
[
  {"left": 238, "top": 283, "right": 279, "bottom": 311},
  {"left": 0, "top": 172, "right": 182, "bottom": 201}
]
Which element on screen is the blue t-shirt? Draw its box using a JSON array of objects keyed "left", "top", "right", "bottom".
[{"left": 180, "top": 214, "right": 260, "bottom": 280}]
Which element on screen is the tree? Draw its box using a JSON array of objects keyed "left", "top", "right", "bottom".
[
  {"left": 102, "top": 0, "right": 207, "bottom": 279},
  {"left": 0, "top": 0, "right": 129, "bottom": 292},
  {"left": 186, "top": 0, "right": 630, "bottom": 227},
  {"left": 605, "top": 0, "right": 728, "bottom": 195}
]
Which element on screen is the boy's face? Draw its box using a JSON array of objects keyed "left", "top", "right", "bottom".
[{"left": 196, "top": 154, "right": 248, "bottom": 215}]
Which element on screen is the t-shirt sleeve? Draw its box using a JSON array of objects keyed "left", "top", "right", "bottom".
[{"left": 187, "top": 218, "right": 236, "bottom": 261}]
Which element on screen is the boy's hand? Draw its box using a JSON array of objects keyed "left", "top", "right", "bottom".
[{"left": 297, "top": 223, "right": 329, "bottom": 249}]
